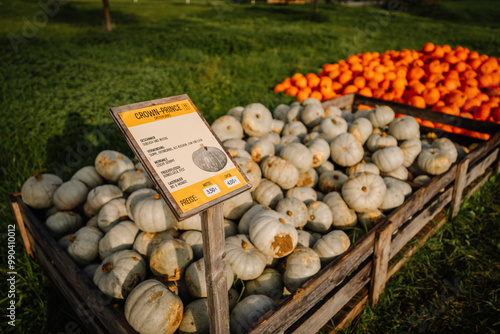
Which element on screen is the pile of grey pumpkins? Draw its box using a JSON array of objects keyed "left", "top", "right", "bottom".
[{"left": 20, "top": 98, "right": 464, "bottom": 334}]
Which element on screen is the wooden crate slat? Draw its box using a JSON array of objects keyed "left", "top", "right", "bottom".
[
  {"left": 322, "top": 94, "right": 356, "bottom": 111},
  {"left": 386, "top": 164, "right": 456, "bottom": 231},
  {"left": 286, "top": 262, "right": 373, "bottom": 334},
  {"left": 200, "top": 204, "right": 230, "bottom": 334},
  {"left": 369, "top": 221, "right": 393, "bottom": 306},
  {"left": 464, "top": 148, "right": 499, "bottom": 186},
  {"left": 451, "top": 159, "right": 470, "bottom": 218},
  {"left": 246, "top": 223, "right": 382, "bottom": 333},
  {"left": 387, "top": 212, "right": 447, "bottom": 281},
  {"left": 352, "top": 94, "right": 500, "bottom": 135},
  {"left": 390, "top": 187, "right": 453, "bottom": 259},
  {"left": 12, "top": 195, "right": 138, "bottom": 334},
  {"left": 9, "top": 194, "right": 33, "bottom": 258},
  {"left": 331, "top": 292, "right": 369, "bottom": 332}
]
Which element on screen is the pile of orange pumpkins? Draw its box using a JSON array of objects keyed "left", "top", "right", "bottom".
[{"left": 274, "top": 43, "right": 500, "bottom": 140}]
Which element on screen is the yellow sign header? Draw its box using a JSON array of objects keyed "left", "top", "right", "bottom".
[{"left": 119, "top": 100, "right": 195, "bottom": 127}]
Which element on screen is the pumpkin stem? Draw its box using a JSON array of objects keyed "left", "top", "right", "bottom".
[
  {"left": 34, "top": 172, "right": 43, "bottom": 181},
  {"left": 361, "top": 160, "right": 366, "bottom": 164},
  {"left": 166, "top": 268, "right": 181, "bottom": 281},
  {"left": 333, "top": 174, "right": 339, "bottom": 180},
  {"left": 69, "top": 235, "right": 76, "bottom": 243},
  {"left": 136, "top": 169, "right": 142, "bottom": 174},
  {"left": 167, "top": 283, "right": 177, "bottom": 293},
  {"left": 287, "top": 210, "right": 293, "bottom": 216},
  {"left": 309, "top": 215, "right": 315, "bottom": 221},
  {"left": 279, "top": 218, "right": 286, "bottom": 225},
  {"left": 382, "top": 132, "right": 387, "bottom": 137},
  {"left": 362, "top": 186, "right": 368, "bottom": 192},
  {"left": 196, "top": 262, "right": 202, "bottom": 270},
  {"left": 101, "top": 262, "right": 113, "bottom": 272},
  {"left": 432, "top": 150, "right": 437, "bottom": 155},
  {"left": 256, "top": 114, "right": 261, "bottom": 119},
  {"left": 120, "top": 215, "right": 129, "bottom": 221},
  {"left": 154, "top": 193, "right": 161, "bottom": 200},
  {"left": 242, "top": 241, "right": 249, "bottom": 250},
  {"left": 118, "top": 155, "right": 123, "bottom": 160},
  {"left": 200, "top": 144, "right": 207, "bottom": 151},
  {"left": 227, "top": 125, "right": 232, "bottom": 131},
  {"left": 332, "top": 118, "right": 337, "bottom": 125}
]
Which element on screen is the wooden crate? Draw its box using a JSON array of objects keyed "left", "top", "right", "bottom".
[
  {"left": 9, "top": 194, "right": 138, "bottom": 334},
  {"left": 9, "top": 93, "right": 500, "bottom": 334},
  {"left": 244, "top": 93, "right": 500, "bottom": 333}
]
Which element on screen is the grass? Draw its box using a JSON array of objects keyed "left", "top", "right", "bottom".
[{"left": 0, "top": 0, "right": 499, "bottom": 332}]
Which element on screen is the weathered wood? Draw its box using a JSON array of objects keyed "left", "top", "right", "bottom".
[
  {"left": 387, "top": 212, "right": 447, "bottom": 281},
  {"left": 12, "top": 195, "right": 138, "bottom": 333},
  {"left": 465, "top": 170, "right": 493, "bottom": 200},
  {"left": 451, "top": 158, "right": 470, "bottom": 219},
  {"left": 495, "top": 153, "right": 500, "bottom": 174},
  {"left": 386, "top": 164, "right": 457, "bottom": 232},
  {"left": 465, "top": 132, "right": 500, "bottom": 166},
  {"left": 247, "top": 222, "right": 381, "bottom": 334},
  {"left": 369, "top": 221, "right": 393, "bottom": 307},
  {"left": 465, "top": 148, "right": 498, "bottom": 186},
  {"left": 287, "top": 261, "right": 372, "bottom": 334},
  {"left": 390, "top": 187, "right": 453, "bottom": 259},
  {"left": 321, "top": 94, "right": 355, "bottom": 111},
  {"left": 332, "top": 292, "right": 369, "bottom": 331},
  {"left": 354, "top": 94, "right": 500, "bottom": 135},
  {"left": 9, "top": 194, "right": 33, "bottom": 258},
  {"left": 201, "top": 204, "right": 230, "bottom": 334}
]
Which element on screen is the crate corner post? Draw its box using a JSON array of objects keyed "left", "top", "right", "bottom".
[{"left": 201, "top": 203, "right": 230, "bottom": 334}]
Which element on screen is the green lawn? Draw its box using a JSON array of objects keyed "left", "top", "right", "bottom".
[{"left": 1, "top": 0, "right": 499, "bottom": 332}]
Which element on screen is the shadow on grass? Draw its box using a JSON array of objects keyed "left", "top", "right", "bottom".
[
  {"left": 51, "top": 2, "right": 140, "bottom": 28},
  {"left": 45, "top": 112, "right": 128, "bottom": 180},
  {"left": 240, "top": 3, "right": 339, "bottom": 22},
  {"left": 408, "top": 0, "right": 500, "bottom": 28}
]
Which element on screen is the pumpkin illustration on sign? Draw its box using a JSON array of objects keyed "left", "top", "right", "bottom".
[{"left": 192, "top": 144, "right": 228, "bottom": 172}]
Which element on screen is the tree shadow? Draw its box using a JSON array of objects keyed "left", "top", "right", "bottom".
[
  {"left": 46, "top": 112, "right": 133, "bottom": 180},
  {"left": 51, "top": 2, "right": 140, "bottom": 28}
]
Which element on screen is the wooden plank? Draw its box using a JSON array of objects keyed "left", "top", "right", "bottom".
[
  {"left": 8, "top": 194, "right": 33, "bottom": 258},
  {"left": 28, "top": 231, "right": 108, "bottom": 333},
  {"left": 464, "top": 148, "right": 498, "bottom": 186},
  {"left": 451, "top": 158, "right": 470, "bottom": 219},
  {"left": 464, "top": 170, "right": 492, "bottom": 199},
  {"left": 9, "top": 195, "right": 109, "bottom": 333},
  {"left": 495, "top": 153, "right": 500, "bottom": 174},
  {"left": 386, "top": 164, "right": 457, "bottom": 231},
  {"left": 201, "top": 204, "right": 230, "bottom": 334},
  {"left": 322, "top": 94, "right": 355, "bottom": 111},
  {"left": 247, "top": 222, "right": 381, "bottom": 334},
  {"left": 13, "top": 196, "right": 138, "bottom": 334},
  {"left": 464, "top": 132, "right": 500, "bottom": 166},
  {"left": 333, "top": 292, "right": 369, "bottom": 331},
  {"left": 287, "top": 262, "right": 373, "bottom": 334},
  {"left": 353, "top": 94, "right": 500, "bottom": 135},
  {"left": 387, "top": 212, "right": 447, "bottom": 280},
  {"left": 390, "top": 187, "right": 453, "bottom": 259},
  {"left": 327, "top": 213, "right": 447, "bottom": 334},
  {"left": 369, "top": 221, "right": 393, "bottom": 307}
]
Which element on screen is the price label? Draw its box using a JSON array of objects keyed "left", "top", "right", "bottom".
[
  {"left": 224, "top": 176, "right": 241, "bottom": 188},
  {"left": 203, "top": 184, "right": 221, "bottom": 198}
]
